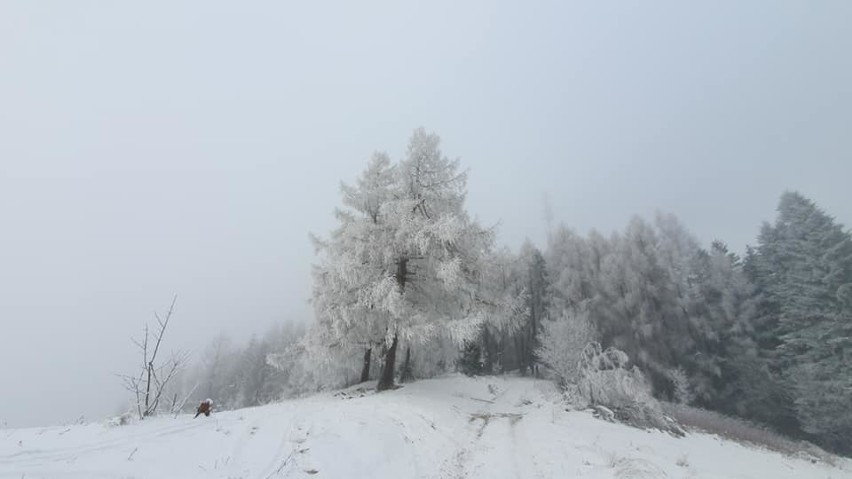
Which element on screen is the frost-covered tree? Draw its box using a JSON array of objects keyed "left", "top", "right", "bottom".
[
  {"left": 237, "top": 334, "right": 291, "bottom": 407},
  {"left": 544, "top": 227, "right": 608, "bottom": 378},
  {"left": 310, "top": 151, "right": 397, "bottom": 383},
  {"left": 679, "top": 241, "right": 772, "bottom": 416},
  {"left": 592, "top": 217, "right": 695, "bottom": 394},
  {"left": 164, "top": 322, "right": 307, "bottom": 413},
  {"left": 200, "top": 334, "right": 241, "bottom": 409},
  {"left": 269, "top": 326, "right": 363, "bottom": 396},
  {"left": 536, "top": 308, "right": 595, "bottom": 388},
  {"left": 545, "top": 216, "right": 758, "bottom": 402},
  {"left": 515, "top": 242, "right": 549, "bottom": 376},
  {"left": 120, "top": 296, "right": 189, "bottom": 419},
  {"left": 546, "top": 227, "right": 600, "bottom": 313},
  {"left": 461, "top": 247, "right": 529, "bottom": 375},
  {"left": 748, "top": 191, "right": 852, "bottom": 452},
  {"left": 535, "top": 196, "right": 852, "bottom": 450},
  {"left": 311, "top": 128, "right": 496, "bottom": 391}
]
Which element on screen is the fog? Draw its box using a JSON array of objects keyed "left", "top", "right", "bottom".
[{"left": 1, "top": 1, "right": 850, "bottom": 428}]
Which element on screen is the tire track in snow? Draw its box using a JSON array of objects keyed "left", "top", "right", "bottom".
[
  {"left": 0, "top": 420, "right": 206, "bottom": 468},
  {"left": 253, "top": 405, "right": 323, "bottom": 479},
  {"left": 441, "top": 379, "right": 553, "bottom": 479},
  {"left": 438, "top": 381, "right": 520, "bottom": 479}
]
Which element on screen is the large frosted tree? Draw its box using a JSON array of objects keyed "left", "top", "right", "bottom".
[
  {"left": 682, "top": 241, "right": 774, "bottom": 420},
  {"left": 311, "top": 128, "right": 495, "bottom": 390},
  {"left": 592, "top": 217, "right": 695, "bottom": 394},
  {"left": 310, "top": 151, "right": 397, "bottom": 383},
  {"left": 545, "top": 216, "right": 749, "bottom": 401},
  {"left": 748, "top": 192, "right": 852, "bottom": 451}
]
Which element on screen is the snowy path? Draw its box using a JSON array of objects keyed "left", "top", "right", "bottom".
[{"left": 1, "top": 375, "right": 849, "bottom": 479}]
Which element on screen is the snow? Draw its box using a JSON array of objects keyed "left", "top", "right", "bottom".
[{"left": 1, "top": 375, "right": 849, "bottom": 478}]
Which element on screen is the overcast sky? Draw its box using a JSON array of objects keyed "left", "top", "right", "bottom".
[{"left": 1, "top": 1, "right": 850, "bottom": 428}]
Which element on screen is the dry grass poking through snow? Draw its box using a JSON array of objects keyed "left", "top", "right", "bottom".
[{"left": 662, "top": 402, "right": 837, "bottom": 465}]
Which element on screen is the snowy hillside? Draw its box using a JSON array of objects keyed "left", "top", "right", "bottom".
[{"left": 1, "top": 376, "right": 849, "bottom": 479}]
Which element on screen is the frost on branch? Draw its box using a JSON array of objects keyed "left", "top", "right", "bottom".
[
  {"left": 535, "top": 309, "right": 595, "bottom": 389},
  {"left": 309, "top": 128, "right": 496, "bottom": 390},
  {"left": 577, "top": 342, "right": 683, "bottom": 436},
  {"left": 119, "top": 296, "right": 189, "bottom": 420},
  {"left": 577, "top": 342, "right": 653, "bottom": 409}
]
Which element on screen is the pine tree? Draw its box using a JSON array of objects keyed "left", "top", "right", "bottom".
[
  {"left": 681, "top": 241, "right": 778, "bottom": 420},
  {"left": 749, "top": 192, "right": 852, "bottom": 452}
]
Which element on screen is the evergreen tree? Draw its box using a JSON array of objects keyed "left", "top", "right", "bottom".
[
  {"left": 681, "top": 241, "right": 781, "bottom": 422},
  {"left": 749, "top": 192, "right": 852, "bottom": 452}
]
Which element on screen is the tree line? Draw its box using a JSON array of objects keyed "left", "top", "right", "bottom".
[
  {"left": 306, "top": 128, "right": 851, "bottom": 455},
  {"left": 132, "top": 128, "right": 850, "bottom": 456}
]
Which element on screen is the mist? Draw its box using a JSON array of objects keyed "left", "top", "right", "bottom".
[{"left": 1, "top": 1, "right": 850, "bottom": 428}]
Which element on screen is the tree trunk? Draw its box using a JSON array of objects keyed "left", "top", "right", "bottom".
[
  {"left": 530, "top": 314, "right": 540, "bottom": 378},
  {"left": 377, "top": 335, "right": 399, "bottom": 391},
  {"left": 482, "top": 328, "right": 493, "bottom": 374},
  {"left": 360, "top": 347, "right": 372, "bottom": 383},
  {"left": 400, "top": 346, "right": 413, "bottom": 383},
  {"left": 515, "top": 335, "right": 527, "bottom": 376},
  {"left": 144, "top": 363, "right": 153, "bottom": 417},
  {"left": 377, "top": 257, "right": 408, "bottom": 391}
]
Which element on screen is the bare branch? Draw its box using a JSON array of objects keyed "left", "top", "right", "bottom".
[
  {"left": 121, "top": 295, "right": 185, "bottom": 420},
  {"left": 130, "top": 337, "right": 145, "bottom": 352},
  {"left": 150, "top": 295, "right": 177, "bottom": 366},
  {"left": 173, "top": 383, "right": 200, "bottom": 417}
]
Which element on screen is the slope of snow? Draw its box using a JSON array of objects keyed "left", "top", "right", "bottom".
[{"left": 1, "top": 375, "right": 849, "bottom": 478}]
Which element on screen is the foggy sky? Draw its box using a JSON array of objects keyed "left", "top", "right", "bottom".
[{"left": 1, "top": 1, "right": 850, "bottom": 428}]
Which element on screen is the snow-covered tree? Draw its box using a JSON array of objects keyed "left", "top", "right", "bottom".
[
  {"left": 161, "top": 322, "right": 308, "bottom": 412},
  {"left": 200, "top": 334, "right": 241, "bottom": 409},
  {"left": 546, "top": 226, "right": 600, "bottom": 313},
  {"left": 311, "top": 128, "right": 496, "bottom": 390},
  {"left": 545, "top": 215, "right": 762, "bottom": 404},
  {"left": 592, "top": 217, "right": 694, "bottom": 394},
  {"left": 120, "top": 296, "right": 189, "bottom": 419},
  {"left": 536, "top": 308, "right": 596, "bottom": 388},
  {"left": 310, "top": 151, "right": 397, "bottom": 383},
  {"left": 748, "top": 191, "right": 852, "bottom": 452},
  {"left": 270, "top": 326, "right": 363, "bottom": 396},
  {"left": 679, "top": 241, "right": 769, "bottom": 414},
  {"left": 577, "top": 342, "right": 655, "bottom": 410},
  {"left": 460, "top": 247, "right": 530, "bottom": 375},
  {"left": 515, "top": 242, "right": 549, "bottom": 376}
]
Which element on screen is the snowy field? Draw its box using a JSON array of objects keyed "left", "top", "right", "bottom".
[{"left": 1, "top": 375, "right": 849, "bottom": 479}]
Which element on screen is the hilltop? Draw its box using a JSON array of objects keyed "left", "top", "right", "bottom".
[{"left": 1, "top": 375, "right": 849, "bottom": 478}]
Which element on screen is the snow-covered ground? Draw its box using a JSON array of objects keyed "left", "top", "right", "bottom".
[{"left": 1, "top": 375, "right": 850, "bottom": 478}]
